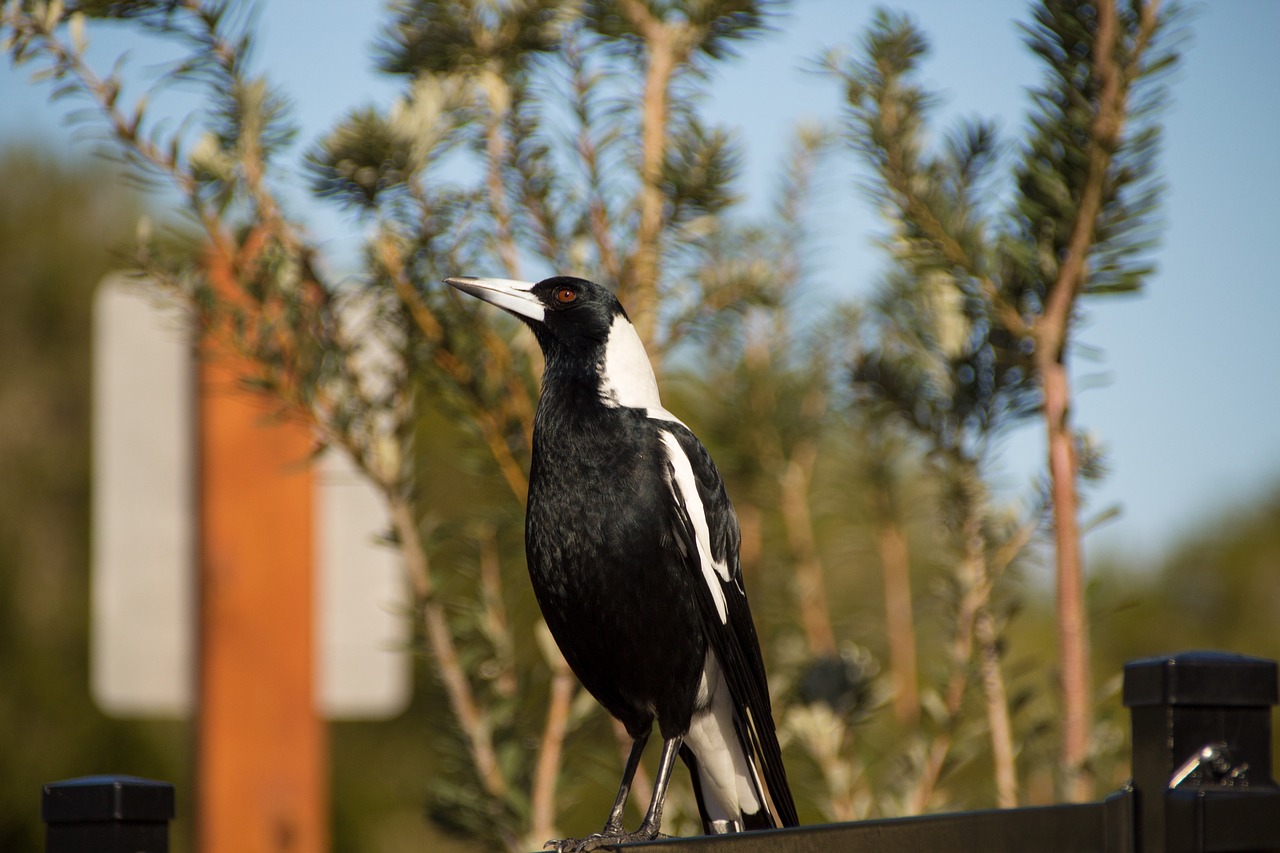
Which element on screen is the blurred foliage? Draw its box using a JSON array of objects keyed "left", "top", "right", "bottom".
[
  {"left": 1091, "top": 486, "right": 1280, "bottom": 667},
  {"left": 1011, "top": 485, "right": 1280, "bottom": 787},
  {"left": 0, "top": 146, "right": 186, "bottom": 851},
  {"left": 0, "top": 0, "right": 1241, "bottom": 851},
  {"left": 826, "top": 1, "right": 1183, "bottom": 800}
]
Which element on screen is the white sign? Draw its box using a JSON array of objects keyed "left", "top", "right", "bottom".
[{"left": 91, "top": 274, "right": 411, "bottom": 720}]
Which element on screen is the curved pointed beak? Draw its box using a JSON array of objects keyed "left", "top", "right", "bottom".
[{"left": 445, "top": 276, "right": 545, "bottom": 322}]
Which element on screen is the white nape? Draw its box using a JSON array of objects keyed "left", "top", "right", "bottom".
[{"left": 598, "top": 313, "right": 685, "bottom": 425}]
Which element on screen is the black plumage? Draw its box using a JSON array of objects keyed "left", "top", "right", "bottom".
[{"left": 445, "top": 274, "right": 798, "bottom": 850}]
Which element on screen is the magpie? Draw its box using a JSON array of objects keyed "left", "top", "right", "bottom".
[{"left": 445, "top": 274, "right": 798, "bottom": 851}]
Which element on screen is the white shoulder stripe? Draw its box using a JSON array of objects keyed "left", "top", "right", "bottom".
[{"left": 660, "top": 430, "right": 730, "bottom": 624}]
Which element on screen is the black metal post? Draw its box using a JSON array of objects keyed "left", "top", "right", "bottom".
[
  {"left": 1123, "top": 651, "right": 1279, "bottom": 853},
  {"left": 43, "top": 775, "right": 175, "bottom": 853}
]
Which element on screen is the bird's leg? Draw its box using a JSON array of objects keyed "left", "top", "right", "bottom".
[
  {"left": 601, "top": 730, "right": 650, "bottom": 836},
  {"left": 630, "top": 734, "right": 683, "bottom": 840},
  {"left": 545, "top": 734, "right": 683, "bottom": 853}
]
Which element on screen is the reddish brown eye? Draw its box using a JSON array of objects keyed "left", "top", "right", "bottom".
[{"left": 555, "top": 287, "right": 577, "bottom": 304}]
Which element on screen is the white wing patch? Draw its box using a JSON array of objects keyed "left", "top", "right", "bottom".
[
  {"left": 660, "top": 430, "right": 731, "bottom": 624},
  {"left": 686, "top": 651, "right": 765, "bottom": 821}
]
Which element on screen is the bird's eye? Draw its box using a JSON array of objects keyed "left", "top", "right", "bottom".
[{"left": 555, "top": 287, "right": 577, "bottom": 304}]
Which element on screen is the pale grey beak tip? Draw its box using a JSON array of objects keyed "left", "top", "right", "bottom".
[{"left": 444, "top": 275, "right": 545, "bottom": 322}]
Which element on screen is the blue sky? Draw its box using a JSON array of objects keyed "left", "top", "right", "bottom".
[{"left": 4, "top": 0, "right": 1279, "bottom": 566}]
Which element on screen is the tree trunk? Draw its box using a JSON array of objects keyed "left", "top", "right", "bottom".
[
  {"left": 779, "top": 441, "right": 838, "bottom": 657},
  {"left": 876, "top": 510, "right": 919, "bottom": 725},
  {"left": 617, "top": 0, "right": 685, "bottom": 352},
  {"left": 975, "top": 607, "right": 1018, "bottom": 807},
  {"left": 1039, "top": 351, "right": 1092, "bottom": 802}
]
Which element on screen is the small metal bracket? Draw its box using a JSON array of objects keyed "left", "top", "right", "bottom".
[{"left": 1168, "top": 742, "right": 1250, "bottom": 788}]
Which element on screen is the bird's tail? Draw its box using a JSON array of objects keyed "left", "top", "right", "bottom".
[
  {"left": 681, "top": 746, "right": 778, "bottom": 834},
  {"left": 681, "top": 660, "right": 798, "bottom": 833}
]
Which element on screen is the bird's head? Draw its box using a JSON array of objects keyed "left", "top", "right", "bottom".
[
  {"left": 444, "top": 274, "right": 662, "bottom": 409},
  {"left": 444, "top": 275, "right": 622, "bottom": 354}
]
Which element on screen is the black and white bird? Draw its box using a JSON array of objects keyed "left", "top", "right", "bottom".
[{"left": 445, "top": 274, "right": 798, "bottom": 851}]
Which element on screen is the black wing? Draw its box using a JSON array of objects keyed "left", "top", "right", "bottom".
[{"left": 657, "top": 426, "right": 799, "bottom": 828}]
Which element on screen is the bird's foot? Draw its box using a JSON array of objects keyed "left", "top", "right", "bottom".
[{"left": 544, "top": 822, "right": 662, "bottom": 852}]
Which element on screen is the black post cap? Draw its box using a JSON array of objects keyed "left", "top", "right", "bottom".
[
  {"left": 1123, "top": 651, "right": 1279, "bottom": 709},
  {"left": 42, "top": 775, "right": 175, "bottom": 825}
]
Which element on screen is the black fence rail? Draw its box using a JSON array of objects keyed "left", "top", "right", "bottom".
[{"left": 42, "top": 651, "right": 1280, "bottom": 853}]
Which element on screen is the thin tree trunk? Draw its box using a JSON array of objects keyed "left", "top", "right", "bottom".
[
  {"left": 1031, "top": 0, "right": 1140, "bottom": 802},
  {"left": 909, "top": 467, "right": 1021, "bottom": 812},
  {"left": 566, "top": 37, "right": 623, "bottom": 285},
  {"left": 736, "top": 500, "right": 764, "bottom": 579},
  {"left": 484, "top": 87, "right": 521, "bottom": 280},
  {"left": 975, "top": 607, "right": 1017, "bottom": 807},
  {"left": 876, "top": 508, "right": 919, "bottom": 725},
  {"left": 1040, "top": 352, "right": 1091, "bottom": 801},
  {"left": 909, "top": 487, "right": 985, "bottom": 813},
  {"left": 629, "top": 33, "right": 672, "bottom": 349},
  {"left": 478, "top": 524, "right": 517, "bottom": 699},
  {"left": 616, "top": 0, "right": 688, "bottom": 352},
  {"left": 778, "top": 441, "right": 838, "bottom": 657},
  {"left": 530, "top": 648, "right": 577, "bottom": 845}
]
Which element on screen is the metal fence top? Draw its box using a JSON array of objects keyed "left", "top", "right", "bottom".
[
  {"left": 42, "top": 775, "right": 175, "bottom": 824},
  {"left": 1123, "top": 651, "right": 1279, "bottom": 708}
]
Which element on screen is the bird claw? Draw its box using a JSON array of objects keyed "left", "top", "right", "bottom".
[
  {"left": 544, "top": 826, "right": 661, "bottom": 852},
  {"left": 543, "top": 834, "right": 609, "bottom": 853}
]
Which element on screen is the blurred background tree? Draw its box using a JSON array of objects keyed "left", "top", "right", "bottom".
[
  {"left": 825, "top": 0, "right": 1181, "bottom": 801},
  {"left": 6, "top": 1, "right": 1274, "bottom": 852},
  {"left": 0, "top": 147, "right": 187, "bottom": 851}
]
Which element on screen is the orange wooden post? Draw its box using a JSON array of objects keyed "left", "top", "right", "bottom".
[{"left": 196, "top": 249, "right": 328, "bottom": 852}]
